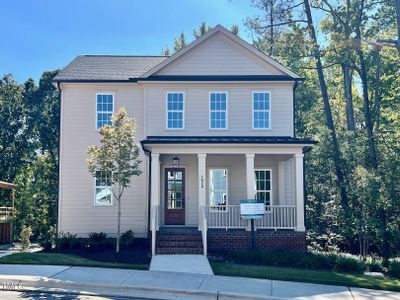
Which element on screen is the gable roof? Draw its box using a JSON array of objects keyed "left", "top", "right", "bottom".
[
  {"left": 53, "top": 25, "right": 301, "bottom": 83},
  {"left": 53, "top": 55, "right": 168, "bottom": 82},
  {"left": 141, "top": 25, "right": 301, "bottom": 79}
]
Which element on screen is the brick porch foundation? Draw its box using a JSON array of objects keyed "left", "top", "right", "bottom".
[{"left": 207, "top": 229, "right": 306, "bottom": 253}]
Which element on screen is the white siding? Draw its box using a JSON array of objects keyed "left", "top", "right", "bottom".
[
  {"left": 145, "top": 82, "right": 294, "bottom": 137},
  {"left": 156, "top": 32, "right": 285, "bottom": 76},
  {"left": 284, "top": 158, "right": 295, "bottom": 205}
]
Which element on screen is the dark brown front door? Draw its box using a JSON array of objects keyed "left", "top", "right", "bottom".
[{"left": 165, "top": 168, "right": 185, "bottom": 225}]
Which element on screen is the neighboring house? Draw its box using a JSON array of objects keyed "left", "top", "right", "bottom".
[{"left": 53, "top": 25, "right": 315, "bottom": 256}]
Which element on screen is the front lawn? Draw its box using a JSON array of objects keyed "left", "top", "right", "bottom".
[
  {"left": 0, "top": 252, "right": 149, "bottom": 270},
  {"left": 211, "top": 262, "right": 400, "bottom": 292}
]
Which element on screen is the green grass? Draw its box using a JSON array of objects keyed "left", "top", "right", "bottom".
[
  {"left": 211, "top": 262, "right": 400, "bottom": 292},
  {"left": 0, "top": 252, "right": 149, "bottom": 270}
]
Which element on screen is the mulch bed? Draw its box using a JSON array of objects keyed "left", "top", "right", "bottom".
[{"left": 44, "top": 238, "right": 151, "bottom": 264}]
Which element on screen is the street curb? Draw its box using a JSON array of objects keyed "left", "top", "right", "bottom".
[{"left": 0, "top": 275, "right": 286, "bottom": 300}]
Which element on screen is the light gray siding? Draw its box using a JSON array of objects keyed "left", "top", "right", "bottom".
[
  {"left": 156, "top": 32, "right": 285, "bottom": 76},
  {"left": 157, "top": 154, "right": 292, "bottom": 227},
  {"left": 144, "top": 82, "right": 294, "bottom": 137},
  {"left": 59, "top": 84, "right": 148, "bottom": 237}
]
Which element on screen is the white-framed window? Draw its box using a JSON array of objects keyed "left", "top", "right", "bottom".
[
  {"left": 96, "top": 94, "right": 114, "bottom": 129},
  {"left": 209, "top": 169, "right": 228, "bottom": 209},
  {"left": 252, "top": 92, "right": 271, "bottom": 129},
  {"left": 94, "top": 171, "right": 113, "bottom": 206},
  {"left": 255, "top": 169, "right": 272, "bottom": 208},
  {"left": 209, "top": 92, "right": 228, "bottom": 129},
  {"left": 166, "top": 92, "right": 184, "bottom": 129}
]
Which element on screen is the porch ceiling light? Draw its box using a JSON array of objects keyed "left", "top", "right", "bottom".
[{"left": 172, "top": 155, "right": 180, "bottom": 168}]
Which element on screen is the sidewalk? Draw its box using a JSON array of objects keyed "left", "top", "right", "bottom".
[{"left": 0, "top": 264, "right": 398, "bottom": 299}]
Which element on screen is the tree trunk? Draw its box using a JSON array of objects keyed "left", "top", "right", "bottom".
[
  {"left": 343, "top": 64, "right": 355, "bottom": 131},
  {"left": 355, "top": 43, "right": 378, "bottom": 169},
  {"left": 354, "top": 0, "right": 388, "bottom": 259},
  {"left": 116, "top": 196, "right": 121, "bottom": 253},
  {"left": 373, "top": 47, "right": 382, "bottom": 133},
  {"left": 303, "top": 0, "right": 348, "bottom": 208},
  {"left": 270, "top": 1, "right": 274, "bottom": 56},
  {"left": 395, "top": 0, "right": 400, "bottom": 53}
]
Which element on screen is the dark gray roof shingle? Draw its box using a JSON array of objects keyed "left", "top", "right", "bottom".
[
  {"left": 141, "top": 136, "right": 317, "bottom": 145},
  {"left": 53, "top": 55, "right": 168, "bottom": 81}
]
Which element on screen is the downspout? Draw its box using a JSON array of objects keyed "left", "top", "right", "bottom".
[
  {"left": 141, "top": 143, "right": 152, "bottom": 238},
  {"left": 56, "top": 81, "right": 62, "bottom": 237},
  {"left": 292, "top": 81, "right": 299, "bottom": 138}
]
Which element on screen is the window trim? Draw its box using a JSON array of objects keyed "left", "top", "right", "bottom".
[
  {"left": 254, "top": 168, "right": 272, "bottom": 207},
  {"left": 209, "top": 91, "right": 229, "bottom": 130},
  {"left": 209, "top": 168, "right": 229, "bottom": 210},
  {"left": 165, "top": 91, "right": 185, "bottom": 130},
  {"left": 93, "top": 171, "right": 113, "bottom": 206},
  {"left": 252, "top": 91, "right": 271, "bottom": 130},
  {"left": 96, "top": 93, "right": 115, "bottom": 130}
]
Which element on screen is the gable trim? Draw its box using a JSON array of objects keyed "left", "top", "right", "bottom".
[
  {"left": 133, "top": 75, "right": 304, "bottom": 82},
  {"left": 140, "top": 25, "right": 301, "bottom": 79}
]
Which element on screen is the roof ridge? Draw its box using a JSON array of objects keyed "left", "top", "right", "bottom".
[{"left": 83, "top": 55, "right": 170, "bottom": 58}]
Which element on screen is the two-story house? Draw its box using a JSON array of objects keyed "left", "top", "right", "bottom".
[{"left": 53, "top": 25, "right": 315, "bottom": 256}]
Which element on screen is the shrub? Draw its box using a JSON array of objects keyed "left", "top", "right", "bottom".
[
  {"left": 57, "top": 232, "right": 82, "bottom": 250},
  {"left": 224, "top": 250, "right": 335, "bottom": 271},
  {"left": 222, "top": 250, "right": 370, "bottom": 274},
  {"left": 120, "top": 230, "right": 134, "bottom": 249},
  {"left": 365, "top": 257, "right": 384, "bottom": 272},
  {"left": 335, "top": 255, "right": 366, "bottom": 274},
  {"left": 388, "top": 259, "right": 400, "bottom": 279},
  {"left": 20, "top": 225, "right": 32, "bottom": 252},
  {"left": 40, "top": 225, "right": 57, "bottom": 250},
  {"left": 88, "top": 232, "right": 109, "bottom": 250}
]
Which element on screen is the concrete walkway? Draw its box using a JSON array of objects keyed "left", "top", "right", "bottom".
[
  {"left": 0, "top": 264, "right": 398, "bottom": 299},
  {"left": 150, "top": 255, "right": 214, "bottom": 275}
]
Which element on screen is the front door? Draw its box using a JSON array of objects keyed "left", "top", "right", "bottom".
[{"left": 164, "top": 168, "right": 185, "bottom": 225}]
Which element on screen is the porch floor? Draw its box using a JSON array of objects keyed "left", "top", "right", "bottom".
[{"left": 149, "top": 254, "right": 214, "bottom": 275}]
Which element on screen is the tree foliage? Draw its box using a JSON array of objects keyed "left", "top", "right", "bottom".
[
  {"left": 87, "top": 107, "right": 142, "bottom": 253},
  {"left": 249, "top": 0, "right": 400, "bottom": 258},
  {"left": 0, "top": 72, "right": 59, "bottom": 243}
]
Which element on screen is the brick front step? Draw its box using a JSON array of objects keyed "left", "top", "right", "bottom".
[
  {"left": 156, "top": 247, "right": 203, "bottom": 254},
  {"left": 156, "top": 241, "right": 203, "bottom": 248},
  {"left": 156, "top": 235, "right": 202, "bottom": 241},
  {"left": 156, "top": 228, "right": 203, "bottom": 254}
]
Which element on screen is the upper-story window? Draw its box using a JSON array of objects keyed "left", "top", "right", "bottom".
[
  {"left": 166, "top": 92, "right": 184, "bottom": 129},
  {"left": 96, "top": 94, "right": 114, "bottom": 129},
  {"left": 252, "top": 92, "right": 271, "bottom": 129},
  {"left": 209, "top": 92, "right": 228, "bottom": 129}
]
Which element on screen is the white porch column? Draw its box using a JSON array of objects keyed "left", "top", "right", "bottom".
[
  {"left": 245, "top": 154, "right": 256, "bottom": 199},
  {"left": 151, "top": 153, "right": 160, "bottom": 208},
  {"left": 198, "top": 154, "right": 207, "bottom": 230},
  {"left": 150, "top": 153, "right": 160, "bottom": 256},
  {"left": 294, "top": 153, "right": 305, "bottom": 231},
  {"left": 278, "top": 162, "right": 286, "bottom": 205}
]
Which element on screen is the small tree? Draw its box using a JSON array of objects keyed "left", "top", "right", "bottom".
[
  {"left": 87, "top": 107, "right": 142, "bottom": 253},
  {"left": 20, "top": 225, "right": 32, "bottom": 252}
]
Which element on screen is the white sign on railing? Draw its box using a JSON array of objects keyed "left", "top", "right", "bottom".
[{"left": 240, "top": 199, "right": 265, "bottom": 219}]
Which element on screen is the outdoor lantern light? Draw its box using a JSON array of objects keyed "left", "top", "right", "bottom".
[{"left": 172, "top": 155, "right": 180, "bottom": 168}]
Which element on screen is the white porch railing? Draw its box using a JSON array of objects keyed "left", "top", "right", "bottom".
[
  {"left": 206, "top": 205, "right": 296, "bottom": 230},
  {"left": 199, "top": 206, "right": 208, "bottom": 255}
]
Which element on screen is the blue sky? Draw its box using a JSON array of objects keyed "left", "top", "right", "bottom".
[{"left": 1, "top": 0, "right": 260, "bottom": 83}]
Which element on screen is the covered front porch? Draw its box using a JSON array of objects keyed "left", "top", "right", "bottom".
[{"left": 142, "top": 136, "right": 314, "bottom": 256}]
